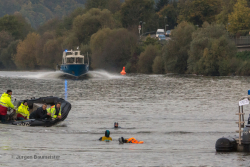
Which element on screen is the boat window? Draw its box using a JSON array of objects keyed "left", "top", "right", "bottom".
[
  {"left": 66, "top": 52, "right": 72, "bottom": 56},
  {"left": 75, "top": 52, "right": 79, "bottom": 55},
  {"left": 67, "top": 58, "right": 75, "bottom": 63},
  {"left": 76, "top": 58, "right": 83, "bottom": 64}
]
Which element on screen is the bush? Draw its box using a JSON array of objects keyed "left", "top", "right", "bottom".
[
  {"left": 163, "top": 21, "right": 195, "bottom": 74},
  {"left": 188, "top": 22, "right": 237, "bottom": 76},
  {"left": 137, "top": 45, "right": 160, "bottom": 73},
  {"left": 0, "top": 40, "right": 19, "bottom": 69},
  {"left": 237, "top": 61, "right": 250, "bottom": 76},
  {"left": 236, "top": 51, "right": 250, "bottom": 61},
  {"left": 73, "top": 8, "right": 115, "bottom": 44},
  {"left": 152, "top": 56, "right": 164, "bottom": 74},
  {"left": 90, "top": 28, "right": 137, "bottom": 71}
]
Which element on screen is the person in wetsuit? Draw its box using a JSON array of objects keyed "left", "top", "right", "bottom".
[
  {"left": 114, "top": 122, "right": 122, "bottom": 129},
  {"left": 30, "top": 103, "right": 50, "bottom": 119},
  {"left": 114, "top": 122, "right": 118, "bottom": 128},
  {"left": 99, "top": 130, "right": 112, "bottom": 141}
]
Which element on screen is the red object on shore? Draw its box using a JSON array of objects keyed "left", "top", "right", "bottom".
[{"left": 120, "top": 67, "right": 126, "bottom": 75}]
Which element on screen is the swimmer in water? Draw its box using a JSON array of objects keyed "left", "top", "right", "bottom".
[
  {"left": 118, "top": 137, "right": 144, "bottom": 144},
  {"left": 99, "top": 130, "right": 112, "bottom": 141},
  {"left": 114, "top": 122, "right": 119, "bottom": 128}
]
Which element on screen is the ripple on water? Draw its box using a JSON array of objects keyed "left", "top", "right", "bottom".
[{"left": 0, "top": 71, "right": 250, "bottom": 166}]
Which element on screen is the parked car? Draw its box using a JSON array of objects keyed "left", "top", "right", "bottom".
[
  {"left": 156, "top": 29, "right": 165, "bottom": 38},
  {"left": 166, "top": 30, "right": 171, "bottom": 37},
  {"left": 158, "top": 34, "right": 166, "bottom": 41}
]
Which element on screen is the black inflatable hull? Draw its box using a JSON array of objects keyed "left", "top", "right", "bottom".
[
  {"left": 11, "top": 96, "right": 71, "bottom": 127},
  {"left": 215, "top": 137, "right": 237, "bottom": 152}
]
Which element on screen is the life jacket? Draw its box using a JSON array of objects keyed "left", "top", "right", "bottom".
[
  {"left": 127, "top": 137, "right": 144, "bottom": 144},
  {"left": 101, "top": 136, "right": 112, "bottom": 141},
  {"left": 0, "top": 93, "right": 15, "bottom": 115},
  {"left": 0, "top": 93, "right": 14, "bottom": 109},
  {"left": 47, "top": 105, "right": 61, "bottom": 119},
  {"left": 17, "top": 103, "right": 29, "bottom": 119}
]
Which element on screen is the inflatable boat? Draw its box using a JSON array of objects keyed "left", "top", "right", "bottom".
[
  {"left": 215, "top": 93, "right": 250, "bottom": 152},
  {"left": 6, "top": 96, "right": 71, "bottom": 127}
]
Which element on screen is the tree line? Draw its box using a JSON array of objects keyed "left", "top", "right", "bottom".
[{"left": 1, "top": 0, "right": 250, "bottom": 75}]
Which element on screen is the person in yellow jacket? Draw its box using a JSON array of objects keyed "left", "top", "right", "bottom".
[
  {"left": 47, "top": 102, "right": 62, "bottom": 119},
  {"left": 99, "top": 130, "right": 112, "bottom": 141},
  {"left": 0, "top": 90, "right": 16, "bottom": 123},
  {"left": 17, "top": 100, "right": 29, "bottom": 120}
]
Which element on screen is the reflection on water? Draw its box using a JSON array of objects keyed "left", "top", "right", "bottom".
[
  {"left": 64, "top": 80, "right": 68, "bottom": 100},
  {"left": 0, "top": 71, "right": 250, "bottom": 166}
]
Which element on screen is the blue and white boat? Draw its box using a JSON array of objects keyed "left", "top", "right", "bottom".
[{"left": 60, "top": 50, "right": 89, "bottom": 77}]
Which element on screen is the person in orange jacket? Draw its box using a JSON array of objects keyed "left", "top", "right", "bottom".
[{"left": 118, "top": 137, "right": 144, "bottom": 144}]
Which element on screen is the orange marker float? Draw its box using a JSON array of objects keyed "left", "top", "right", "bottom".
[{"left": 120, "top": 67, "right": 126, "bottom": 75}]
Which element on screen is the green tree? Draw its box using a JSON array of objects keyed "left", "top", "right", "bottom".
[
  {"left": 178, "top": 0, "right": 221, "bottom": 26},
  {"left": 188, "top": 22, "right": 237, "bottom": 76},
  {"left": 156, "top": 0, "right": 169, "bottom": 12},
  {"left": 0, "top": 14, "right": 28, "bottom": 40},
  {"left": 90, "top": 28, "right": 137, "bottom": 71},
  {"left": 144, "top": 36, "right": 161, "bottom": 48},
  {"left": 86, "top": 0, "right": 121, "bottom": 13},
  {"left": 121, "top": 0, "right": 155, "bottom": 28},
  {"left": 216, "top": 0, "right": 237, "bottom": 25},
  {"left": 0, "top": 0, "right": 21, "bottom": 18},
  {"left": 163, "top": 21, "right": 195, "bottom": 74},
  {"left": 62, "top": 32, "right": 79, "bottom": 50},
  {"left": 85, "top": 0, "right": 109, "bottom": 10},
  {"left": 137, "top": 44, "right": 160, "bottom": 73},
  {"left": 106, "top": 0, "right": 122, "bottom": 13},
  {"left": 37, "top": 18, "right": 62, "bottom": 35},
  {"left": 62, "top": 7, "right": 86, "bottom": 31},
  {"left": 42, "top": 38, "right": 63, "bottom": 69},
  {"left": 35, "top": 31, "right": 54, "bottom": 66},
  {"left": 0, "top": 40, "right": 19, "bottom": 69},
  {"left": 158, "top": 4, "right": 177, "bottom": 29},
  {"left": 152, "top": 55, "right": 165, "bottom": 74},
  {"left": 0, "top": 0, "right": 86, "bottom": 28},
  {"left": 0, "top": 31, "right": 14, "bottom": 50},
  {"left": 228, "top": 0, "right": 250, "bottom": 34},
  {"left": 73, "top": 8, "right": 115, "bottom": 44}
]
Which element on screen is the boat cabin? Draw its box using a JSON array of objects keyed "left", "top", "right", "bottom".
[{"left": 62, "top": 50, "right": 85, "bottom": 64}]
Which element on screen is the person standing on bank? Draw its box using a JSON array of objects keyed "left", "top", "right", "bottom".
[
  {"left": 47, "top": 102, "right": 62, "bottom": 119},
  {"left": 16, "top": 100, "right": 30, "bottom": 120},
  {"left": 0, "top": 90, "right": 16, "bottom": 123}
]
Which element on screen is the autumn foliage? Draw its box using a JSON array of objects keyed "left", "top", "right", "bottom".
[
  {"left": 15, "top": 33, "right": 40, "bottom": 69},
  {"left": 0, "top": 0, "right": 250, "bottom": 75}
]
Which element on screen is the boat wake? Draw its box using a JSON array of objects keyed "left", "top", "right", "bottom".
[
  {"left": 87, "top": 70, "right": 126, "bottom": 80},
  {"left": 0, "top": 70, "right": 127, "bottom": 80}
]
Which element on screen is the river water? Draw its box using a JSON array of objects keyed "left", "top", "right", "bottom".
[{"left": 0, "top": 71, "right": 250, "bottom": 166}]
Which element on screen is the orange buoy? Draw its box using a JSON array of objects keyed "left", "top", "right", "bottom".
[{"left": 120, "top": 67, "right": 126, "bottom": 75}]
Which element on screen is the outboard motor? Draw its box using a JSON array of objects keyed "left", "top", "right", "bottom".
[{"left": 215, "top": 137, "right": 237, "bottom": 152}]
